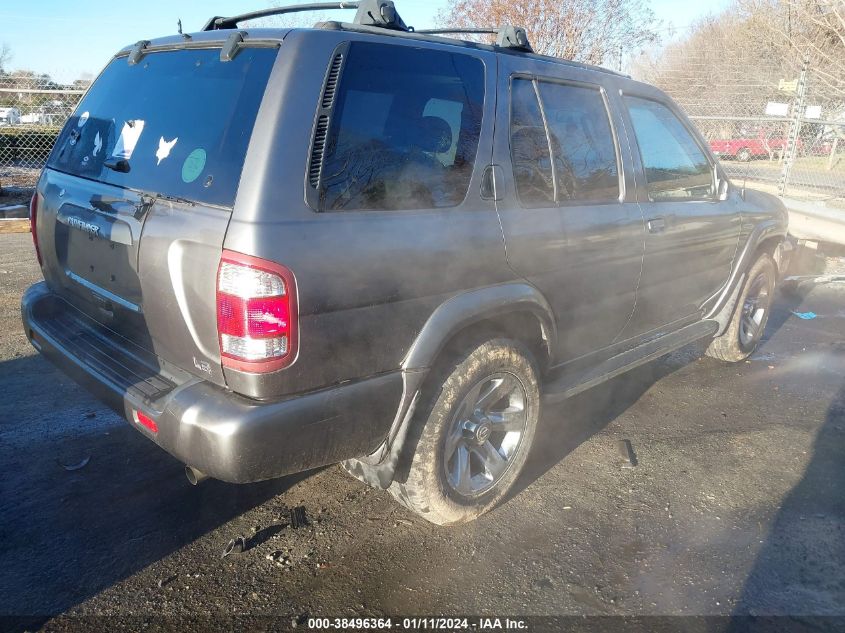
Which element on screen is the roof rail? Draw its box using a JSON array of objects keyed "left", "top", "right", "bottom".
[
  {"left": 202, "top": 0, "right": 409, "bottom": 32},
  {"left": 415, "top": 28, "right": 497, "bottom": 35},
  {"left": 203, "top": 2, "right": 359, "bottom": 31},
  {"left": 415, "top": 25, "right": 533, "bottom": 52}
]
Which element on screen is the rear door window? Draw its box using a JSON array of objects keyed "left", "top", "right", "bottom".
[
  {"left": 624, "top": 96, "right": 714, "bottom": 201},
  {"left": 510, "top": 78, "right": 554, "bottom": 207},
  {"left": 320, "top": 42, "right": 485, "bottom": 212},
  {"left": 537, "top": 82, "right": 620, "bottom": 202},
  {"left": 48, "top": 47, "right": 277, "bottom": 207}
]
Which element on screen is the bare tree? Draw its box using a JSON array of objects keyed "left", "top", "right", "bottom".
[
  {"left": 631, "top": 11, "right": 790, "bottom": 117},
  {"left": 633, "top": 1, "right": 845, "bottom": 115},
  {"left": 738, "top": 0, "right": 845, "bottom": 102},
  {"left": 436, "top": 0, "right": 660, "bottom": 65},
  {"left": 0, "top": 43, "right": 11, "bottom": 74}
]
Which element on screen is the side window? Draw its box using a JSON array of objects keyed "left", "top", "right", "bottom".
[
  {"left": 320, "top": 42, "right": 485, "bottom": 212},
  {"left": 537, "top": 82, "right": 620, "bottom": 202},
  {"left": 510, "top": 78, "right": 554, "bottom": 206},
  {"left": 624, "top": 96, "right": 714, "bottom": 201}
]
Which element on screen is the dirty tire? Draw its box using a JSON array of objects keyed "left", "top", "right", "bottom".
[
  {"left": 706, "top": 253, "right": 776, "bottom": 362},
  {"left": 389, "top": 338, "right": 540, "bottom": 526}
]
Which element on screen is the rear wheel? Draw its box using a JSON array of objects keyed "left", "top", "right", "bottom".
[
  {"left": 390, "top": 338, "right": 540, "bottom": 525},
  {"left": 736, "top": 147, "right": 752, "bottom": 162},
  {"left": 706, "top": 253, "right": 776, "bottom": 362}
]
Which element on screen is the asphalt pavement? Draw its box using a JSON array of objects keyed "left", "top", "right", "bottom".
[{"left": 0, "top": 232, "right": 843, "bottom": 631}]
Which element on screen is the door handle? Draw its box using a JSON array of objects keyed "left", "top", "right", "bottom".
[
  {"left": 647, "top": 217, "right": 666, "bottom": 233},
  {"left": 480, "top": 164, "right": 503, "bottom": 201}
]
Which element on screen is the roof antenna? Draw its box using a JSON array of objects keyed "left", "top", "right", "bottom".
[{"left": 178, "top": 18, "right": 191, "bottom": 39}]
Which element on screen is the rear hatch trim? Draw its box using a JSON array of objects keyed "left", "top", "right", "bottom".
[{"left": 26, "top": 284, "right": 193, "bottom": 405}]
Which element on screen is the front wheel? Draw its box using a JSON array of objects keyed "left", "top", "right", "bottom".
[
  {"left": 706, "top": 253, "right": 776, "bottom": 362},
  {"left": 389, "top": 338, "right": 540, "bottom": 525}
]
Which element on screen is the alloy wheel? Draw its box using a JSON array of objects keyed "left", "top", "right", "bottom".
[{"left": 443, "top": 372, "right": 528, "bottom": 497}]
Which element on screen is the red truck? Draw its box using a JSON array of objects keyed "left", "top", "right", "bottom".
[{"left": 710, "top": 136, "right": 800, "bottom": 161}]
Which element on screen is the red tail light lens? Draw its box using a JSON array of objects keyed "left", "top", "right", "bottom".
[
  {"left": 134, "top": 410, "right": 158, "bottom": 434},
  {"left": 216, "top": 250, "right": 298, "bottom": 373},
  {"left": 30, "top": 193, "right": 42, "bottom": 266}
]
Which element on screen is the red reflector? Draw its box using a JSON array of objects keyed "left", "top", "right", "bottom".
[
  {"left": 135, "top": 411, "right": 159, "bottom": 433},
  {"left": 30, "top": 193, "right": 42, "bottom": 266}
]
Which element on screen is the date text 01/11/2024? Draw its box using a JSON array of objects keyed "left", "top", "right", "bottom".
[{"left": 306, "top": 617, "right": 529, "bottom": 630}]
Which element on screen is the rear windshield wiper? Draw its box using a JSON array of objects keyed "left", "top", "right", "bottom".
[
  {"left": 103, "top": 158, "right": 131, "bottom": 173},
  {"left": 143, "top": 192, "right": 197, "bottom": 207}
]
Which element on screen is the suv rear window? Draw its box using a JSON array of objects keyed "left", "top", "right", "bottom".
[
  {"left": 48, "top": 47, "right": 277, "bottom": 207},
  {"left": 320, "top": 42, "right": 485, "bottom": 212}
]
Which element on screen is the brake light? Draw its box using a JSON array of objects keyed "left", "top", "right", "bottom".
[
  {"left": 30, "top": 193, "right": 42, "bottom": 266},
  {"left": 216, "top": 250, "right": 298, "bottom": 373}
]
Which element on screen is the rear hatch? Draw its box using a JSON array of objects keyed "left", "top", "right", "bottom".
[{"left": 35, "top": 41, "right": 279, "bottom": 386}]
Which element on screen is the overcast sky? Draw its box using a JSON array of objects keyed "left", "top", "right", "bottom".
[{"left": 2, "top": 0, "right": 731, "bottom": 84}]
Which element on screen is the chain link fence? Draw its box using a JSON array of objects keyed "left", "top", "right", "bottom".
[
  {"left": 652, "top": 55, "right": 845, "bottom": 205},
  {"left": 0, "top": 73, "right": 85, "bottom": 188},
  {"left": 1, "top": 55, "right": 843, "bottom": 205}
]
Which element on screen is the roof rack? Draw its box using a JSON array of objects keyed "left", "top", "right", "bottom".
[
  {"left": 202, "top": 0, "right": 408, "bottom": 32},
  {"left": 415, "top": 26, "right": 533, "bottom": 52},
  {"left": 415, "top": 28, "right": 498, "bottom": 35},
  {"left": 201, "top": 2, "right": 533, "bottom": 53}
]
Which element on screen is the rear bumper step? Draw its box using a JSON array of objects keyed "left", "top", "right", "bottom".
[
  {"left": 34, "top": 295, "right": 179, "bottom": 402},
  {"left": 21, "top": 282, "right": 401, "bottom": 483}
]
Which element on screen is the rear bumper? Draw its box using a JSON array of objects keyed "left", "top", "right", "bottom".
[{"left": 21, "top": 282, "right": 402, "bottom": 483}]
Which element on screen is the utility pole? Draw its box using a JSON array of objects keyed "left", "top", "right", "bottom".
[{"left": 779, "top": 55, "right": 809, "bottom": 197}]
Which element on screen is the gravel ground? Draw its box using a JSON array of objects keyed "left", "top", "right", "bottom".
[
  {"left": 0, "top": 232, "right": 843, "bottom": 631},
  {"left": 0, "top": 168, "right": 39, "bottom": 191}
]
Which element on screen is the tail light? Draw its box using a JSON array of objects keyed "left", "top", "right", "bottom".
[
  {"left": 216, "top": 250, "right": 298, "bottom": 373},
  {"left": 30, "top": 192, "right": 42, "bottom": 266}
]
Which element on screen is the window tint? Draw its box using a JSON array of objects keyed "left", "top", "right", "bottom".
[
  {"left": 320, "top": 42, "right": 485, "bottom": 211},
  {"left": 510, "top": 78, "right": 554, "bottom": 206},
  {"left": 538, "top": 82, "right": 619, "bottom": 202},
  {"left": 625, "top": 96, "right": 713, "bottom": 201},
  {"left": 48, "top": 48, "right": 277, "bottom": 207}
]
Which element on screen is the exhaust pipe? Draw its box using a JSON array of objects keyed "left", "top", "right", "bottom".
[{"left": 185, "top": 465, "right": 209, "bottom": 486}]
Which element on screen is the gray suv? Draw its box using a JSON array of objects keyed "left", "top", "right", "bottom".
[{"left": 21, "top": 1, "right": 789, "bottom": 525}]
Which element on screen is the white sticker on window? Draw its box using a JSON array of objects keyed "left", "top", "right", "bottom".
[
  {"left": 156, "top": 136, "right": 178, "bottom": 165},
  {"left": 111, "top": 119, "right": 145, "bottom": 161},
  {"left": 93, "top": 131, "right": 102, "bottom": 157},
  {"left": 78, "top": 111, "right": 89, "bottom": 128}
]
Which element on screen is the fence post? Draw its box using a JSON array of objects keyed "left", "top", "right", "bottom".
[{"left": 778, "top": 56, "right": 809, "bottom": 197}]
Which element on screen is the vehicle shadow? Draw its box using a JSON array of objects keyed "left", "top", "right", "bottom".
[
  {"left": 729, "top": 382, "right": 845, "bottom": 623},
  {"left": 510, "top": 290, "right": 799, "bottom": 501},
  {"left": 511, "top": 342, "right": 703, "bottom": 500},
  {"left": 0, "top": 354, "right": 311, "bottom": 632}
]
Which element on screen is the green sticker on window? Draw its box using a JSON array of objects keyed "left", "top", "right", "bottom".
[{"left": 181, "top": 148, "right": 207, "bottom": 183}]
